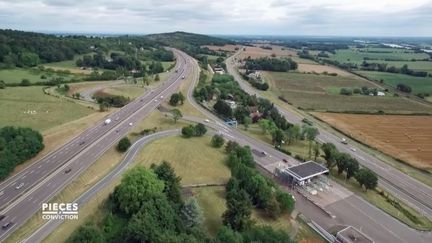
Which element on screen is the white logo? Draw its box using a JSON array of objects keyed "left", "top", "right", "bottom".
[{"left": 41, "top": 203, "right": 78, "bottom": 220}]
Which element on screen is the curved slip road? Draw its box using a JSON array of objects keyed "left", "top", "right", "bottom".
[
  {"left": 15, "top": 50, "right": 432, "bottom": 243},
  {"left": 225, "top": 50, "right": 432, "bottom": 220},
  {"left": 0, "top": 48, "right": 191, "bottom": 241}
]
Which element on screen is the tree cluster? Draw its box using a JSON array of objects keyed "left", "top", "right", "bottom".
[
  {"left": 0, "top": 126, "right": 44, "bottom": 180},
  {"left": 169, "top": 92, "right": 185, "bottom": 106},
  {"left": 321, "top": 142, "right": 378, "bottom": 190},
  {"left": 195, "top": 74, "right": 292, "bottom": 133},
  {"left": 116, "top": 137, "right": 131, "bottom": 152},
  {"left": 243, "top": 57, "right": 298, "bottom": 72},
  {"left": 94, "top": 94, "right": 130, "bottom": 108},
  {"left": 181, "top": 123, "right": 207, "bottom": 138},
  {"left": 223, "top": 143, "right": 296, "bottom": 227},
  {"left": 361, "top": 62, "right": 428, "bottom": 77}
]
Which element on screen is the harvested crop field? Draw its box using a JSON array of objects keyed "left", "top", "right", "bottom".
[
  {"left": 297, "top": 63, "right": 352, "bottom": 77},
  {"left": 238, "top": 45, "right": 297, "bottom": 59},
  {"left": 202, "top": 44, "right": 240, "bottom": 52},
  {"left": 314, "top": 113, "right": 432, "bottom": 170}
]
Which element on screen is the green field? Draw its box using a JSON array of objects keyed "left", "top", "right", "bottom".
[
  {"left": 327, "top": 48, "right": 429, "bottom": 64},
  {"left": 132, "top": 136, "right": 230, "bottom": 185},
  {"left": 264, "top": 71, "right": 432, "bottom": 113},
  {"left": 0, "top": 68, "right": 79, "bottom": 84},
  {"left": 0, "top": 86, "right": 94, "bottom": 131},
  {"left": 356, "top": 71, "right": 432, "bottom": 94}
]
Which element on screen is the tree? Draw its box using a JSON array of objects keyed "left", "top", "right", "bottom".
[
  {"left": 243, "top": 116, "right": 252, "bottom": 131},
  {"left": 313, "top": 142, "right": 320, "bottom": 161},
  {"left": 222, "top": 187, "right": 252, "bottom": 231},
  {"left": 0, "top": 80, "right": 5, "bottom": 89},
  {"left": 99, "top": 102, "right": 109, "bottom": 112},
  {"left": 286, "top": 124, "right": 300, "bottom": 144},
  {"left": 271, "top": 129, "right": 284, "bottom": 147},
  {"left": 215, "top": 226, "right": 243, "bottom": 243},
  {"left": 116, "top": 137, "right": 131, "bottom": 152},
  {"left": 355, "top": 168, "right": 378, "bottom": 191},
  {"left": 178, "top": 92, "right": 185, "bottom": 105},
  {"left": 113, "top": 166, "right": 165, "bottom": 215},
  {"left": 181, "top": 197, "right": 203, "bottom": 228},
  {"left": 170, "top": 108, "right": 182, "bottom": 123},
  {"left": 154, "top": 73, "right": 160, "bottom": 81},
  {"left": 303, "top": 125, "right": 319, "bottom": 159},
  {"left": 182, "top": 125, "right": 195, "bottom": 138},
  {"left": 64, "top": 84, "right": 70, "bottom": 91},
  {"left": 169, "top": 93, "right": 180, "bottom": 106},
  {"left": 194, "top": 123, "right": 207, "bottom": 136},
  {"left": 276, "top": 190, "right": 295, "bottom": 214},
  {"left": 152, "top": 161, "right": 182, "bottom": 207},
  {"left": 258, "top": 119, "right": 276, "bottom": 135},
  {"left": 242, "top": 226, "right": 295, "bottom": 243},
  {"left": 335, "top": 153, "right": 350, "bottom": 174},
  {"left": 20, "top": 78, "right": 31, "bottom": 86},
  {"left": 214, "top": 99, "right": 233, "bottom": 117},
  {"left": 321, "top": 143, "right": 337, "bottom": 169},
  {"left": 225, "top": 140, "right": 240, "bottom": 154},
  {"left": 211, "top": 134, "right": 225, "bottom": 148},
  {"left": 345, "top": 158, "right": 360, "bottom": 180},
  {"left": 69, "top": 222, "right": 104, "bottom": 243}
]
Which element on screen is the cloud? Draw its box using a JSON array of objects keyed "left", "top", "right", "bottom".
[{"left": 0, "top": 0, "right": 430, "bottom": 36}]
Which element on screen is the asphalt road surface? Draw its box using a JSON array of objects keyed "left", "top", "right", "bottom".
[
  {"left": 0, "top": 49, "right": 191, "bottom": 241},
  {"left": 225, "top": 51, "right": 432, "bottom": 220},
  {"left": 7, "top": 50, "right": 432, "bottom": 243}
]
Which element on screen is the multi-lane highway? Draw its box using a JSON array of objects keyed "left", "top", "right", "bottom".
[
  {"left": 225, "top": 50, "right": 432, "bottom": 220},
  {"left": 0, "top": 49, "right": 192, "bottom": 241},
  {"left": 15, "top": 50, "right": 432, "bottom": 243}
]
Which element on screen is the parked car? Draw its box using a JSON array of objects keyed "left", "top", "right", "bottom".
[
  {"left": 65, "top": 168, "right": 72, "bottom": 174},
  {"left": 282, "top": 159, "right": 288, "bottom": 163}
]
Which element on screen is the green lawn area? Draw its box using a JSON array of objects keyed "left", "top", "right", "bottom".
[
  {"left": 263, "top": 71, "right": 432, "bottom": 113},
  {"left": 0, "top": 68, "right": 43, "bottom": 84},
  {"left": 0, "top": 67, "right": 80, "bottom": 84},
  {"left": 143, "top": 61, "right": 175, "bottom": 71},
  {"left": 132, "top": 135, "right": 231, "bottom": 185},
  {"left": 0, "top": 86, "right": 94, "bottom": 131},
  {"left": 330, "top": 170, "right": 432, "bottom": 231},
  {"left": 356, "top": 71, "right": 432, "bottom": 94}
]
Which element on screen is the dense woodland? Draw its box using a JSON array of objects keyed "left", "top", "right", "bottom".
[
  {"left": 0, "top": 126, "right": 44, "bottom": 180},
  {"left": 243, "top": 57, "right": 298, "bottom": 72}
]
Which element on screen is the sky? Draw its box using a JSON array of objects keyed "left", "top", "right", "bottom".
[{"left": 0, "top": 0, "right": 431, "bottom": 36}]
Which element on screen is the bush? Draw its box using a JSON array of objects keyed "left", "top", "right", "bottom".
[
  {"left": 340, "top": 88, "right": 353, "bottom": 96},
  {"left": 211, "top": 134, "right": 225, "bottom": 148},
  {"left": 181, "top": 126, "right": 195, "bottom": 138},
  {"left": 20, "top": 78, "right": 31, "bottom": 86},
  {"left": 117, "top": 137, "right": 131, "bottom": 152}
]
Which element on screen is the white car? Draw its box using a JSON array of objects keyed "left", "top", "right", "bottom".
[
  {"left": 160, "top": 95, "right": 164, "bottom": 99},
  {"left": 15, "top": 183, "right": 24, "bottom": 190},
  {"left": 204, "top": 119, "right": 210, "bottom": 123},
  {"left": 129, "top": 122, "right": 133, "bottom": 126},
  {"left": 351, "top": 147, "right": 357, "bottom": 152},
  {"left": 0, "top": 191, "right": 4, "bottom": 196}
]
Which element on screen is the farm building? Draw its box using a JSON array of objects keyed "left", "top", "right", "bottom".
[{"left": 276, "top": 161, "right": 329, "bottom": 187}]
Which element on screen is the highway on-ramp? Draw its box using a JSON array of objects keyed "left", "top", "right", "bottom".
[
  {"left": 10, "top": 50, "right": 432, "bottom": 243},
  {"left": 0, "top": 49, "right": 191, "bottom": 241},
  {"left": 225, "top": 50, "right": 432, "bottom": 220}
]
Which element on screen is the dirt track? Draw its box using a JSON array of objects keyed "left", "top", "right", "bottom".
[{"left": 314, "top": 113, "right": 432, "bottom": 170}]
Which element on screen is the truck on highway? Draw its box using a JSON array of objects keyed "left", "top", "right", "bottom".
[{"left": 104, "top": 118, "right": 112, "bottom": 125}]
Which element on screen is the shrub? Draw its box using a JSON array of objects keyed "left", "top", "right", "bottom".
[
  {"left": 117, "top": 137, "right": 131, "bottom": 152},
  {"left": 211, "top": 134, "right": 225, "bottom": 148}
]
